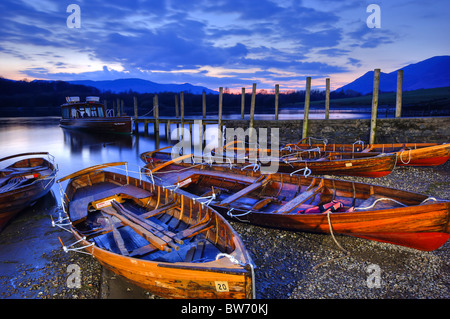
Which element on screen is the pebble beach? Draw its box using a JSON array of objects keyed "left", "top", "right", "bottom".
[{"left": 0, "top": 160, "right": 448, "bottom": 300}]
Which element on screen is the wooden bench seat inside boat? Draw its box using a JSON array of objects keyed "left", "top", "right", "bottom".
[{"left": 69, "top": 184, "right": 153, "bottom": 223}]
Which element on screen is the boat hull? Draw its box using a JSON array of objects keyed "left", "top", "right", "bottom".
[
  {"left": 276, "top": 153, "right": 396, "bottom": 178},
  {"left": 142, "top": 149, "right": 397, "bottom": 178},
  {"left": 0, "top": 155, "right": 56, "bottom": 232},
  {"left": 59, "top": 167, "right": 254, "bottom": 299},
  {"left": 141, "top": 154, "right": 450, "bottom": 251},
  {"left": 73, "top": 231, "right": 252, "bottom": 299},
  {"left": 209, "top": 202, "right": 450, "bottom": 251},
  {"left": 291, "top": 142, "right": 450, "bottom": 167},
  {"left": 60, "top": 117, "right": 132, "bottom": 134},
  {"left": 395, "top": 144, "right": 450, "bottom": 166}
]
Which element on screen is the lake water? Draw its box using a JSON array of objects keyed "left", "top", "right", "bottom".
[
  {"left": 0, "top": 109, "right": 382, "bottom": 190},
  {"left": 0, "top": 118, "right": 175, "bottom": 203},
  {"left": 0, "top": 118, "right": 175, "bottom": 298}
]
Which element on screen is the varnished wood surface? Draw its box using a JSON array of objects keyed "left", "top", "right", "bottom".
[
  {"left": 0, "top": 155, "right": 56, "bottom": 231},
  {"left": 284, "top": 141, "right": 450, "bottom": 167},
  {"left": 58, "top": 164, "right": 255, "bottom": 299},
  {"left": 142, "top": 156, "right": 450, "bottom": 251},
  {"left": 142, "top": 147, "right": 397, "bottom": 178}
]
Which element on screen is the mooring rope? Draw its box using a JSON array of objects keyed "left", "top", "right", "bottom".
[{"left": 312, "top": 210, "right": 351, "bottom": 270}]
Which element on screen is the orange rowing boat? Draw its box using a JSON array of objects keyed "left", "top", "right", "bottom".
[{"left": 55, "top": 162, "right": 255, "bottom": 299}]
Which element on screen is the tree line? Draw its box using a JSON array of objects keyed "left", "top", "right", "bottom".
[{"left": 0, "top": 78, "right": 361, "bottom": 117}]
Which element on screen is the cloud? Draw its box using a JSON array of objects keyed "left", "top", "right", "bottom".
[
  {"left": 347, "top": 24, "right": 398, "bottom": 49},
  {"left": 0, "top": 0, "right": 406, "bottom": 89}
]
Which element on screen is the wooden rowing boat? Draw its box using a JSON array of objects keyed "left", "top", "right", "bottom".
[
  {"left": 141, "top": 146, "right": 397, "bottom": 178},
  {"left": 141, "top": 155, "right": 450, "bottom": 251},
  {"left": 284, "top": 138, "right": 450, "bottom": 167},
  {"left": 0, "top": 152, "right": 56, "bottom": 232},
  {"left": 56, "top": 162, "right": 255, "bottom": 299}
]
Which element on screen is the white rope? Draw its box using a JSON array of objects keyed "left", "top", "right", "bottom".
[
  {"left": 240, "top": 163, "right": 260, "bottom": 172},
  {"left": 193, "top": 193, "right": 216, "bottom": 206},
  {"left": 280, "top": 147, "right": 322, "bottom": 159},
  {"left": 226, "top": 208, "right": 251, "bottom": 223},
  {"left": 353, "top": 140, "right": 365, "bottom": 149},
  {"left": 61, "top": 237, "right": 94, "bottom": 255},
  {"left": 51, "top": 214, "right": 73, "bottom": 233},
  {"left": 289, "top": 166, "right": 311, "bottom": 177},
  {"left": 355, "top": 197, "right": 407, "bottom": 211},
  {"left": 312, "top": 210, "right": 351, "bottom": 270},
  {"left": 326, "top": 210, "right": 349, "bottom": 254},
  {"left": 137, "top": 106, "right": 155, "bottom": 118},
  {"left": 399, "top": 149, "right": 412, "bottom": 164}
]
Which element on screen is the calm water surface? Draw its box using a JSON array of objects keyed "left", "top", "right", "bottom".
[{"left": 0, "top": 118, "right": 174, "bottom": 206}]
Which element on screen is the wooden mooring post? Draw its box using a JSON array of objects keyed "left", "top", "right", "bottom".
[
  {"left": 134, "top": 96, "right": 138, "bottom": 120},
  {"left": 275, "top": 84, "right": 279, "bottom": 120},
  {"left": 249, "top": 83, "right": 257, "bottom": 141},
  {"left": 325, "top": 78, "right": 330, "bottom": 120},
  {"left": 369, "top": 69, "right": 381, "bottom": 144},
  {"left": 241, "top": 87, "right": 245, "bottom": 119},
  {"left": 202, "top": 91, "right": 206, "bottom": 119},
  {"left": 134, "top": 96, "right": 138, "bottom": 134},
  {"left": 396, "top": 70, "right": 403, "bottom": 118},
  {"left": 153, "top": 95, "right": 159, "bottom": 137},
  {"left": 177, "top": 91, "right": 184, "bottom": 136},
  {"left": 302, "top": 77, "right": 311, "bottom": 139},
  {"left": 218, "top": 87, "right": 224, "bottom": 148}
]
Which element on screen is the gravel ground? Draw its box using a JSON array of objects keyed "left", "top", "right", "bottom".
[{"left": 0, "top": 161, "right": 448, "bottom": 299}]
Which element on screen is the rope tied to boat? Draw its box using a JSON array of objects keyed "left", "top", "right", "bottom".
[
  {"left": 226, "top": 208, "right": 251, "bottom": 223},
  {"left": 399, "top": 148, "right": 412, "bottom": 164},
  {"left": 353, "top": 139, "right": 365, "bottom": 150},
  {"left": 58, "top": 236, "right": 94, "bottom": 256},
  {"left": 289, "top": 166, "right": 311, "bottom": 177},
  {"left": 354, "top": 197, "right": 407, "bottom": 211},
  {"left": 280, "top": 147, "right": 322, "bottom": 159},
  {"left": 193, "top": 192, "right": 216, "bottom": 206},
  {"left": 312, "top": 210, "right": 351, "bottom": 270},
  {"left": 240, "top": 162, "right": 260, "bottom": 172},
  {"left": 50, "top": 210, "right": 72, "bottom": 233}
]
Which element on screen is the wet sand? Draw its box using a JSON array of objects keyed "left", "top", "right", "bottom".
[{"left": 0, "top": 161, "right": 448, "bottom": 299}]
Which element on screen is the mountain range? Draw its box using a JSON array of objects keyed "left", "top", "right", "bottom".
[
  {"left": 68, "top": 78, "right": 217, "bottom": 94},
  {"left": 336, "top": 55, "right": 450, "bottom": 94}
]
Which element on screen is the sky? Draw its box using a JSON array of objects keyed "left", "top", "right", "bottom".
[{"left": 0, "top": 0, "right": 449, "bottom": 91}]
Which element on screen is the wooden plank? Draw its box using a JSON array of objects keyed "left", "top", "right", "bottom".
[
  {"left": 184, "top": 245, "right": 196, "bottom": 262},
  {"left": 112, "top": 201, "right": 183, "bottom": 245},
  {"left": 129, "top": 244, "right": 157, "bottom": 257},
  {"left": 218, "top": 175, "right": 270, "bottom": 206},
  {"left": 101, "top": 206, "right": 174, "bottom": 252},
  {"left": 174, "top": 220, "right": 214, "bottom": 241},
  {"left": 276, "top": 180, "right": 324, "bottom": 214},
  {"left": 141, "top": 200, "right": 178, "bottom": 218},
  {"left": 193, "top": 241, "right": 205, "bottom": 261},
  {"left": 109, "top": 218, "right": 129, "bottom": 256}
]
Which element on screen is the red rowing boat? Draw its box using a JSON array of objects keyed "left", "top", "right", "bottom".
[
  {"left": 284, "top": 139, "right": 450, "bottom": 167},
  {"left": 0, "top": 152, "right": 56, "bottom": 232},
  {"left": 141, "top": 153, "right": 450, "bottom": 251}
]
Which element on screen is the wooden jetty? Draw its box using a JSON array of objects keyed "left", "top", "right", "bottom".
[{"left": 109, "top": 69, "right": 446, "bottom": 147}]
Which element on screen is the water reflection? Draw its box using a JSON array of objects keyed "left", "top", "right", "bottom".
[{"left": 0, "top": 119, "right": 174, "bottom": 205}]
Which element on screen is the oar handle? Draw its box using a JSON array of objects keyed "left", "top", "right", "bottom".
[
  {"left": 0, "top": 152, "right": 50, "bottom": 163},
  {"left": 57, "top": 162, "right": 127, "bottom": 183}
]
